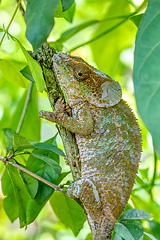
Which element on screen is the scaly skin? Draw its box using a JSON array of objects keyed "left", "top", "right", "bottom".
[{"left": 39, "top": 52, "right": 142, "bottom": 240}]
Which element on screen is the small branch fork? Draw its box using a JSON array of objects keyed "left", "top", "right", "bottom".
[
  {"left": 0, "top": 156, "right": 66, "bottom": 193},
  {"left": 16, "top": 0, "right": 25, "bottom": 16}
]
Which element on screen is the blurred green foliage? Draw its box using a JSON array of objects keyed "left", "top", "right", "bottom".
[{"left": 0, "top": 0, "right": 160, "bottom": 239}]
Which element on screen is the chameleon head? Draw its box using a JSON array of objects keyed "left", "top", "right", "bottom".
[{"left": 53, "top": 52, "right": 122, "bottom": 108}]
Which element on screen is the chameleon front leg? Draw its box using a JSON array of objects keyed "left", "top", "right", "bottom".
[{"left": 39, "top": 99, "right": 94, "bottom": 136}]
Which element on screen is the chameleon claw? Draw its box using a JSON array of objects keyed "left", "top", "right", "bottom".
[
  {"left": 64, "top": 157, "right": 70, "bottom": 165},
  {"left": 65, "top": 103, "right": 72, "bottom": 116},
  {"left": 39, "top": 110, "right": 46, "bottom": 119},
  {"left": 39, "top": 110, "right": 57, "bottom": 122}
]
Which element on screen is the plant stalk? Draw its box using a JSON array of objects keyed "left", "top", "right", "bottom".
[
  {"left": 0, "top": 156, "right": 66, "bottom": 193},
  {"left": 0, "top": 0, "right": 21, "bottom": 46}
]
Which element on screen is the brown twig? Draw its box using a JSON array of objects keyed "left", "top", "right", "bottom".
[
  {"left": 0, "top": 156, "right": 66, "bottom": 193},
  {"left": 16, "top": 0, "right": 25, "bottom": 16}
]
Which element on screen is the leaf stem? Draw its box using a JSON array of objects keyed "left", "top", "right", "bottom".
[
  {"left": 151, "top": 149, "right": 158, "bottom": 188},
  {"left": 69, "top": 18, "right": 127, "bottom": 52},
  {"left": 0, "top": 156, "right": 66, "bottom": 193},
  {"left": 149, "top": 147, "right": 158, "bottom": 200},
  {"left": 57, "top": 10, "right": 143, "bottom": 44},
  {"left": 16, "top": 82, "right": 33, "bottom": 134},
  {"left": 0, "top": 0, "right": 21, "bottom": 46}
]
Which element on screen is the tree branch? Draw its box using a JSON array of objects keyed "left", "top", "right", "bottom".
[
  {"left": 35, "top": 43, "right": 81, "bottom": 181},
  {"left": 0, "top": 156, "right": 66, "bottom": 193}
]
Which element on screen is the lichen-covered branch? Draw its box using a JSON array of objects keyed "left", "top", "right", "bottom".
[{"left": 34, "top": 43, "right": 81, "bottom": 181}]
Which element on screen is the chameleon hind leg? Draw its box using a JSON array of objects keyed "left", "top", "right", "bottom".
[
  {"left": 67, "top": 179, "right": 116, "bottom": 240},
  {"left": 67, "top": 178, "right": 102, "bottom": 214}
]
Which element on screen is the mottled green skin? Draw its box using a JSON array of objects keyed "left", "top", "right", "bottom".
[{"left": 40, "top": 52, "right": 142, "bottom": 240}]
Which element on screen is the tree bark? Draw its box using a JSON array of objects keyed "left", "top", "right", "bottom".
[{"left": 34, "top": 43, "right": 81, "bottom": 181}]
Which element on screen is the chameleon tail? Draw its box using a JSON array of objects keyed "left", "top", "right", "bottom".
[{"left": 87, "top": 210, "right": 117, "bottom": 240}]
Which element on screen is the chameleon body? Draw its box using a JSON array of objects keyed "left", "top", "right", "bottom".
[{"left": 40, "top": 53, "right": 142, "bottom": 239}]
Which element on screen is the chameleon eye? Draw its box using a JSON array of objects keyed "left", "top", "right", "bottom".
[{"left": 73, "top": 64, "right": 90, "bottom": 81}]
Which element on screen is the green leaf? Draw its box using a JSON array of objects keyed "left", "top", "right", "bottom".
[
  {"left": 49, "top": 40, "right": 63, "bottom": 52},
  {"left": 1, "top": 169, "right": 19, "bottom": 222},
  {"left": 50, "top": 191, "right": 86, "bottom": 236},
  {"left": 33, "top": 142, "right": 65, "bottom": 157},
  {"left": 130, "top": 13, "right": 143, "bottom": 27},
  {"left": 20, "top": 66, "right": 35, "bottom": 82},
  {"left": 20, "top": 172, "right": 39, "bottom": 198},
  {"left": 26, "top": 163, "right": 58, "bottom": 224},
  {"left": 45, "top": 134, "right": 58, "bottom": 145},
  {"left": 2, "top": 128, "right": 15, "bottom": 154},
  {"left": 147, "top": 220, "right": 160, "bottom": 240},
  {"left": 63, "top": 1, "right": 75, "bottom": 23},
  {"left": 25, "top": 0, "right": 60, "bottom": 52},
  {"left": 26, "top": 150, "right": 59, "bottom": 191},
  {"left": 121, "top": 209, "right": 152, "bottom": 220},
  {"left": 6, "top": 165, "right": 29, "bottom": 227},
  {"left": 138, "top": 168, "right": 149, "bottom": 181},
  {"left": 56, "top": 171, "right": 71, "bottom": 185},
  {"left": 31, "top": 136, "right": 61, "bottom": 164},
  {"left": 3, "top": 195, "right": 18, "bottom": 222},
  {"left": 54, "top": 1, "right": 75, "bottom": 23},
  {"left": 34, "top": 169, "right": 54, "bottom": 203},
  {"left": 114, "top": 222, "right": 134, "bottom": 240},
  {"left": 85, "top": 233, "right": 93, "bottom": 240},
  {"left": 144, "top": 232, "right": 157, "bottom": 240},
  {"left": 61, "top": 0, "right": 74, "bottom": 11},
  {"left": 26, "top": 197, "right": 47, "bottom": 224},
  {"left": 133, "top": 0, "right": 160, "bottom": 156},
  {"left": 122, "top": 220, "right": 143, "bottom": 240},
  {"left": 12, "top": 134, "right": 34, "bottom": 152},
  {"left": 36, "top": 146, "right": 60, "bottom": 164},
  {"left": 9, "top": 84, "right": 41, "bottom": 142},
  {"left": 132, "top": 195, "right": 160, "bottom": 223},
  {"left": 114, "top": 220, "right": 143, "bottom": 240},
  {"left": 54, "top": 1, "right": 64, "bottom": 18},
  {"left": 0, "top": 59, "right": 28, "bottom": 88},
  {"left": 26, "top": 149, "right": 54, "bottom": 173},
  {"left": 113, "top": 233, "right": 122, "bottom": 240},
  {"left": 26, "top": 198, "right": 43, "bottom": 224},
  {"left": 31, "top": 152, "right": 62, "bottom": 174},
  {"left": 17, "top": 42, "right": 45, "bottom": 92}
]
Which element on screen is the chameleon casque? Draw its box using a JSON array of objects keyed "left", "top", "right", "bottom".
[{"left": 39, "top": 52, "right": 142, "bottom": 239}]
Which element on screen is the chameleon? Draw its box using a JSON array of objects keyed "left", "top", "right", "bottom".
[{"left": 39, "top": 52, "right": 142, "bottom": 240}]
